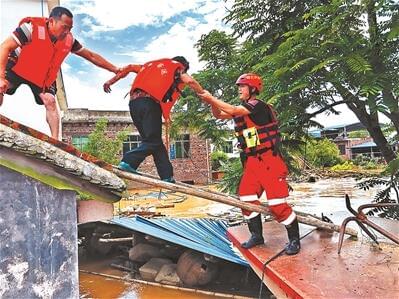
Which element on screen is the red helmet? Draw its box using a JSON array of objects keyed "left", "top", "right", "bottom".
[{"left": 235, "top": 73, "right": 263, "bottom": 93}]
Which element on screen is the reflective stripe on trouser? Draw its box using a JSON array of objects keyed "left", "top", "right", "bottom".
[
  {"left": 238, "top": 151, "right": 294, "bottom": 223},
  {"left": 239, "top": 195, "right": 261, "bottom": 219}
]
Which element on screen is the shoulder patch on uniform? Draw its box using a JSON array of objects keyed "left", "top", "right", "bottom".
[{"left": 38, "top": 25, "right": 45, "bottom": 40}]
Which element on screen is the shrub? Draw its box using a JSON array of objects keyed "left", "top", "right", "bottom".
[
  {"left": 331, "top": 161, "right": 355, "bottom": 171},
  {"left": 304, "top": 138, "right": 343, "bottom": 167},
  {"left": 210, "top": 151, "right": 229, "bottom": 171}
]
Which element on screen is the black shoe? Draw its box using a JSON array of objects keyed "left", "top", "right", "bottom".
[
  {"left": 241, "top": 235, "right": 264, "bottom": 249},
  {"left": 285, "top": 217, "right": 301, "bottom": 255},
  {"left": 241, "top": 214, "right": 264, "bottom": 249}
]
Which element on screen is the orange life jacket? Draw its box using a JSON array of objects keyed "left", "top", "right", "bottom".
[
  {"left": 130, "top": 58, "right": 185, "bottom": 120},
  {"left": 12, "top": 17, "right": 73, "bottom": 89},
  {"left": 234, "top": 101, "right": 281, "bottom": 156}
]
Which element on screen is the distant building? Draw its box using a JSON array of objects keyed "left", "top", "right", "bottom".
[
  {"left": 308, "top": 122, "right": 396, "bottom": 159},
  {"left": 62, "top": 109, "right": 211, "bottom": 185}
]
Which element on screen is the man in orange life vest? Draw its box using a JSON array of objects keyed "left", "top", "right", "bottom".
[
  {"left": 103, "top": 56, "right": 204, "bottom": 182},
  {"left": 199, "top": 73, "right": 300, "bottom": 255},
  {"left": 0, "top": 6, "right": 121, "bottom": 140}
]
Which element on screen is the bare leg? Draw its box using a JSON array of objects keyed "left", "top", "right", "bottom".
[{"left": 39, "top": 92, "right": 60, "bottom": 140}]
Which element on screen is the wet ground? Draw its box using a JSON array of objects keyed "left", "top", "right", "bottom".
[{"left": 79, "top": 177, "right": 393, "bottom": 298}]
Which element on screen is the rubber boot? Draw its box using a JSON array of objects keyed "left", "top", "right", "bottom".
[
  {"left": 285, "top": 218, "right": 301, "bottom": 255},
  {"left": 241, "top": 214, "right": 264, "bottom": 249}
]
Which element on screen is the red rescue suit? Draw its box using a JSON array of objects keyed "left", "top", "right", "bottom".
[
  {"left": 235, "top": 100, "right": 296, "bottom": 224},
  {"left": 12, "top": 17, "right": 73, "bottom": 90},
  {"left": 130, "top": 58, "right": 185, "bottom": 120}
]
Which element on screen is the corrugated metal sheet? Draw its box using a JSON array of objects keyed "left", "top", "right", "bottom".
[
  {"left": 111, "top": 216, "right": 248, "bottom": 266},
  {"left": 351, "top": 141, "right": 377, "bottom": 148}
]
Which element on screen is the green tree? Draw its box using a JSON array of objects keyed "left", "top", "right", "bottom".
[
  {"left": 83, "top": 118, "right": 128, "bottom": 165},
  {"left": 304, "top": 138, "right": 343, "bottom": 167},
  {"left": 194, "top": 0, "right": 398, "bottom": 163}
]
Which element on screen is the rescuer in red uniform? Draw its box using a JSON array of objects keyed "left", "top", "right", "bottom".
[
  {"left": 0, "top": 6, "right": 121, "bottom": 140},
  {"left": 103, "top": 56, "right": 204, "bottom": 182},
  {"left": 199, "top": 73, "right": 300, "bottom": 255}
]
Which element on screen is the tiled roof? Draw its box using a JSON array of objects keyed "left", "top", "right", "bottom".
[{"left": 0, "top": 115, "right": 126, "bottom": 200}]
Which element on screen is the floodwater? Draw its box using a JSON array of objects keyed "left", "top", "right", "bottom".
[{"left": 79, "top": 177, "right": 383, "bottom": 298}]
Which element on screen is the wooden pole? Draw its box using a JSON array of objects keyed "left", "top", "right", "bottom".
[{"left": 113, "top": 168, "right": 358, "bottom": 237}]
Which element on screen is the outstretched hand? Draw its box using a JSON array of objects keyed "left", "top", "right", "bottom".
[
  {"left": 0, "top": 77, "right": 10, "bottom": 94},
  {"left": 103, "top": 81, "right": 112, "bottom": 93},
  {"left": 197, "top": 90, "right": 214, "bottom": 103}
]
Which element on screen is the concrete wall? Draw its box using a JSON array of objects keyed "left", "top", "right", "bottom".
[{"left": 0, "top": 165, "right": 79, "bottom": 298}]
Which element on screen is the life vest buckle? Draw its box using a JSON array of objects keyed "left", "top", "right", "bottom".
[{"left": 243, "top": 127, "right": 260, "bottom": 148}]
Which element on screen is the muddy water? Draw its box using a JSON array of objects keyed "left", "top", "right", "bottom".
[
  {"left": 79, "top": 177, "right": 379, "bottom": 298},
  {"left": 80, "top": 273, "right": 217, "bottom": 299}
]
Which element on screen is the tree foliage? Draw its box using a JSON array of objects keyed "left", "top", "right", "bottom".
[
  {"left": 83, "top": 118, "right": 128, "bottom": 165},
  {"left": 190, "top": 0, "right": 398, "bottom": 163},
  {"left": 304, "top": 138, "right": 343, "bottom": 167},
  {"left": 357, "top": 157, "right": 399, "bottom": 219}
]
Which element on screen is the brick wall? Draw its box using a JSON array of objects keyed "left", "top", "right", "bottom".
[{"left": 62, "top": 109, "right": 211, "bottom": 185}]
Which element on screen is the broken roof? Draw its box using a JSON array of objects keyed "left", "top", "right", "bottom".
[{"left": 0, "top": 115, "right": 126, "bottom": 202}]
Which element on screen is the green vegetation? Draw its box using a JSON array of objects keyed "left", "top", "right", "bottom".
[
  {"left": 304, "top": 138, "right": 343, "bottom": 167},
  {"left": 174, "top": 0, "right": 398, "bottom": 163},
  {"left": 331, "top": 161, "right": 355, "bottom": 171},
  {"left": 347, "top": 130, "right": 370, "bottom": 138},
  {"left": 218, "top": 158, "right": 242, "bottom": 194},
  {"left": 83, "top": 118, "right": 128, "bottom": 165},
  {"left": 210, "top": 151, "right": 229, "bottom": 171},
  {"left": 357, "top": 157, "right": 399, "bottom": 219},
  {"left": 352, "top": 154, "right": 379, "bottom": 169}
]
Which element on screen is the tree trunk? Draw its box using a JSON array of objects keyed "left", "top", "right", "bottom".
[
  {"left": 348, "top": 103, "right": 396, "bottom": 162},
  {"left": 366, "top": 1, "right": 399, "bottom": 136},
  {"left": 334, "top": 83, "right": 397, "bottom": 163}
]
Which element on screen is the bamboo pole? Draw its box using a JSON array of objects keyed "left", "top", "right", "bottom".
[{"left": 113, "top": 168, "right": 357, "bottom": 237}]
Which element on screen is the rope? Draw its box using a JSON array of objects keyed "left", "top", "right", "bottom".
[{"left": 257, "top": 228, "right": 317, "bottom": 299}]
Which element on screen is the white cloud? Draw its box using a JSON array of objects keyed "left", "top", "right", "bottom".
[
  {"left": 65, "top": 0, "right": 207, "bottom": 30},
  {"left": 112, "top": 2, "right": 232, "bottom": 73},
  {"left": 62, "top": 67, "right": 130, "bottom": 111}
]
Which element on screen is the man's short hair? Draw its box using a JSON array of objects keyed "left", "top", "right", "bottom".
[
  {"left": 49, "top": 6, "right": 73, "bottom": 19},
  {"left": 172, "top": 56, "right": 189, "bottom": 72}
]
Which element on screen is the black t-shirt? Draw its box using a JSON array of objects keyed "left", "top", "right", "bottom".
[{"left": 242, "top": 99, "right": 274, "bottom": 125}]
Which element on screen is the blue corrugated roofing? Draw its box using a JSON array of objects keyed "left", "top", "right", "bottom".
[
  {"left": 111, "top": 216, "right": 248, "bottom": 266},
  {"left": 351, "top": 141, "right": 377, "bottom": 148}
]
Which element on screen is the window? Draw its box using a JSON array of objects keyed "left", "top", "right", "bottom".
[
  {"left": 123, "top": 135, "right": 142, "bottom": 154},
  {"left": 72, "top": 136, "right": 88, "bottom": 151},
  {"left": 170, "top": 134, "right": 190, "bottom": 159},
  {"left": 221, "top": 141, "right": 234, "bottom": 154},
  {"left": 338, "top": 144, "right": 346, "bottom": 155}
]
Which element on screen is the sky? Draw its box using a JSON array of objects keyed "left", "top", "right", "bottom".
[{"left": 0, "top": 0, "right": 371, "bottom": 136}]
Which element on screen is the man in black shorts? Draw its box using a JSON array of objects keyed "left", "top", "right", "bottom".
[{"left": 0, "top": 6, "right": 121, "bottom": 139}]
